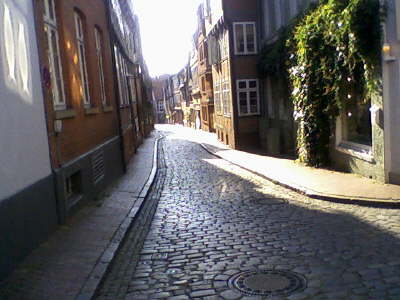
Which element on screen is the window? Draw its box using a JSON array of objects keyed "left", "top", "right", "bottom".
[
  {"left": 94, "top": 27, "right": 106, "bottom": 106},
  {"left": 202, "top": 106, "right": 208, "bottom": 122},
  {"left": 214, "top": 77, "right": 222, "bottom": 114},
  {"left": 237, "top": 79, "right": 260, "bottom": 116},
  {"left": 43, "top": 0, "right": 65, "bottom": 109},
  {"left": 343, "top": 100, "right": 372, "bottom": 146},
  {"left": 158, "top": 101, "right": 164, "bottom": 112},
  {"left": 65, "top": 171, "right": 82, "bottom": 200},
  {"left": 220, "top": 31, "right": 229, "bottom": 59},
  {"left": 233, "top": 22, "right": 257, "bottom": 55},
  {"left": 74, "top": 12, "right": 90, "bottom": 106},
  {"left": 221, "top": 63, "right": 231, "bottom": 116},
  {"left": 114, "top": 46, "right": 129, "bottom": 107}
]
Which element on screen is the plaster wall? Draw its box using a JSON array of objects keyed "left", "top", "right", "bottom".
[
  {"left": 383, "top": 0, "right": 400, "bottom": 183},
  {"left": 0, "top": 0, "right": 52, "bottom": 199}
]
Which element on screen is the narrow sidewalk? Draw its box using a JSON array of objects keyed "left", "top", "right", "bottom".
[
  {"left": 0, "top": 131, "right": 159, "bottom": 300},
  {"left": 175, "top": 125, "right": 400, "bottom": 205}
]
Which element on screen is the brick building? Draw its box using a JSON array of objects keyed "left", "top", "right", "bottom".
[
  {"left": 33, "top": 0, "right": 125, "bottom": 222},
  {"left": 206, "top": 0, "right": 260, "bottom": 149},
  {"left": 197, "top": 3, "right": 215, "bottom": 132},
  {"left": 107, "top": 0, "right": 144, "bottom": 166}
]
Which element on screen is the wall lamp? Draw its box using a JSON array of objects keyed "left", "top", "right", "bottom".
[{"left": 383, "top": 43, "right": 396, "bottom": 62}]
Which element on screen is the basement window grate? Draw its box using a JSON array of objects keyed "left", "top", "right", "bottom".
[{"left": 92, "top": 150, "right": 105, "bottom": 184}]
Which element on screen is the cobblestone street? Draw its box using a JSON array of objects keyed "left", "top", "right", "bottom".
[{"left": 96, "top": 126, "right": 400, "bottom": 300}]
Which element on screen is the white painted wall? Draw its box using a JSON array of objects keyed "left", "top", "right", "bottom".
[
  {"left": 383, "top": 0, "right": 400, "bottom": 180},
  {"left": 0, "top": 0, "right": 52, "bottom": 199}
]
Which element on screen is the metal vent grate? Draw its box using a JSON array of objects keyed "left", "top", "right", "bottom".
[{"left": 92, "top": 150, "right": 105, "bottom": 184}]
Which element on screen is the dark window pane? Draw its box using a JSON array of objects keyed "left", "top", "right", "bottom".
[
  {"left": 246, "top": 24, "right": 255, "bottom": 52},
  {"left": 249, "top": 80, "right": 257, "bottom": 88},
  {"left": 346, "top": 99, "right": 372, "bottom": 146},
  {"left": 238, "top": 81, "right": 246, "bottom": 89},
  {"left": 239, "top": 91, "right": 247, "bottom": 114},
  {"left": 235, "top": 24, "right": 244, "bottom": 53},
  {"left": 250, "top": 91, "right": 258, "bottom": 113}
]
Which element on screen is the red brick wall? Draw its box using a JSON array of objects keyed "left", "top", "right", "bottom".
[{"left": 34, "top": 0, "right": 119, "bottom": 168}]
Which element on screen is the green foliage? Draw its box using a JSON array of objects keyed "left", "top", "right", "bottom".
[{"left": 259, "top": 0, "right": 383, "bottom": 167}]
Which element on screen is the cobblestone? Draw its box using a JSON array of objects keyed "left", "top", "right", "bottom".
[{"left": 95, "top": 127, "right": 400, "bottom": 299}]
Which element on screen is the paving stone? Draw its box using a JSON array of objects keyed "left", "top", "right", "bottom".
[
  {"left": 93, "top": 127, "right": 400, "bottom": 300},
  {"left": 190, "top": 289, "right": 217, "bottom": 297}
]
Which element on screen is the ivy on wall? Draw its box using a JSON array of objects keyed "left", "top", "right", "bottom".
[{"left": 259, "top": 0, "right": 383, "bottom": 167}]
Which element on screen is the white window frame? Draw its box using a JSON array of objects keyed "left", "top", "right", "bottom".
[
  {"left": 222, "top": 79, "right": 231, "bottom": 116},
  {"left": 94, "top": 27, "right": 106, "bottom": 106},
  {"left": 236, "top": 79, "right": 260, "bottom": 116},
  {"left": 233, "top": 22, "right": 257, "bottom": 55},
  {"left": 214, "top": 77, "right": 222, "bottom": 114},
  {"left": 44, "top": 0, "right": 66, "bottom": 110},
  {"left": 74, "top": 12, "right": 90, "bottom": 107}
]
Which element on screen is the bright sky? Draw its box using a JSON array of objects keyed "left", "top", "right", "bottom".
[{"left": 133, "top": 0, "right": 201, "bottom": 77}]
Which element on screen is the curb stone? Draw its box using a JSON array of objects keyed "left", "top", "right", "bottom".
[
  {"left": 75, "top": 136, "right": 164, "bottom": 300},
  {"left": 199, "top": 143, "right": 400, "bottom": 208}
]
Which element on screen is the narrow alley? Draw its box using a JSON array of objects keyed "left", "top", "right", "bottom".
[
  {"left": 2, "top": 1, "right": 400, "bottom": 299},
  {"left": 95, "top": 125, "right": 400, "bottom": 300}
]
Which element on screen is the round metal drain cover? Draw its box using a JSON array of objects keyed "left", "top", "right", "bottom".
[{"left": 228, "top": 270, "right": 307, "bottom": 296}]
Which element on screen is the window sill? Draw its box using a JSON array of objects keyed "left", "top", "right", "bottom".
[
  {"left": 239, "top": 113, "right": 260, "bottom": 117},
  {"left": 85, "top": 107, "right": 100, "bottom": 115},
  {"left": 234, "top": 52, "right": 258, "bottom": 56},
  {"left": 336, "top": 141, "right": 374, "bottom": 163},
  {"left": 103, "top": 105, "right": 114, "bottom": 113},
  {"left": 55, "top": 109, "right": 77, "bottom": 120}
]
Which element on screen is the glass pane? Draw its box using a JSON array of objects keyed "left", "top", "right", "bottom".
[
  {"left": 250, "top": 91, "right": 258, "bottom": 113},
  {"left": 249, "top": 80, "right": 257, "bottom": 88},
  {"left": 235, "top": 24, "right": 244, "bottom": 53},
  {"left": 239, "top": 92, "right": 248, "bottom": 114},
  {"left": 238, "top": 81, "right": 246, "bottom": 89},
  {"left": 345, "top": 99, "right": 372, "bottom": 146},
  {"left": 246, "top": 24, "right": 255, "bottom": 52},
  {"left": 50, "top": 29, "right": 63, "bottom": 103}
]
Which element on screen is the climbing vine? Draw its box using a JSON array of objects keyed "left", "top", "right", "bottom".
[{"left": 259, "top": 0, "right": 384, "bottom": 167}]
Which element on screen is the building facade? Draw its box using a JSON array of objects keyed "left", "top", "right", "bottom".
[
  {"left": 0, "top": 0, "right": 58, "bottom": 279},
  {"left": 258, "top": 0, "right": 400, "bottom": 184},
  {"left": 152, "top": 77, "right": 166, "bottom": 124},
  {"left": 33, "top": 0, "right": 124, "bottom": 222},
  {"left": 206, "top": 0, "right": 260, "bottom": 149},
  {"left": 381, "top": 0, "right": 400, "bottom": 184},
  {"left": 108, "top": 0, "right": 144, "bottom": 166},
  {"left": 197, "top": 3, "right": 215, "bottom": 132}
]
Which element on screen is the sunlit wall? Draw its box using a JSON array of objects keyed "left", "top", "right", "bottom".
[{"left": 0, "top": 0, "right": 52, "bottom": 199}]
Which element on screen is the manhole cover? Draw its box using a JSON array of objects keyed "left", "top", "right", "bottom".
[{"left": 228, "top": 270, "right": 307, "bottom": 296}]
